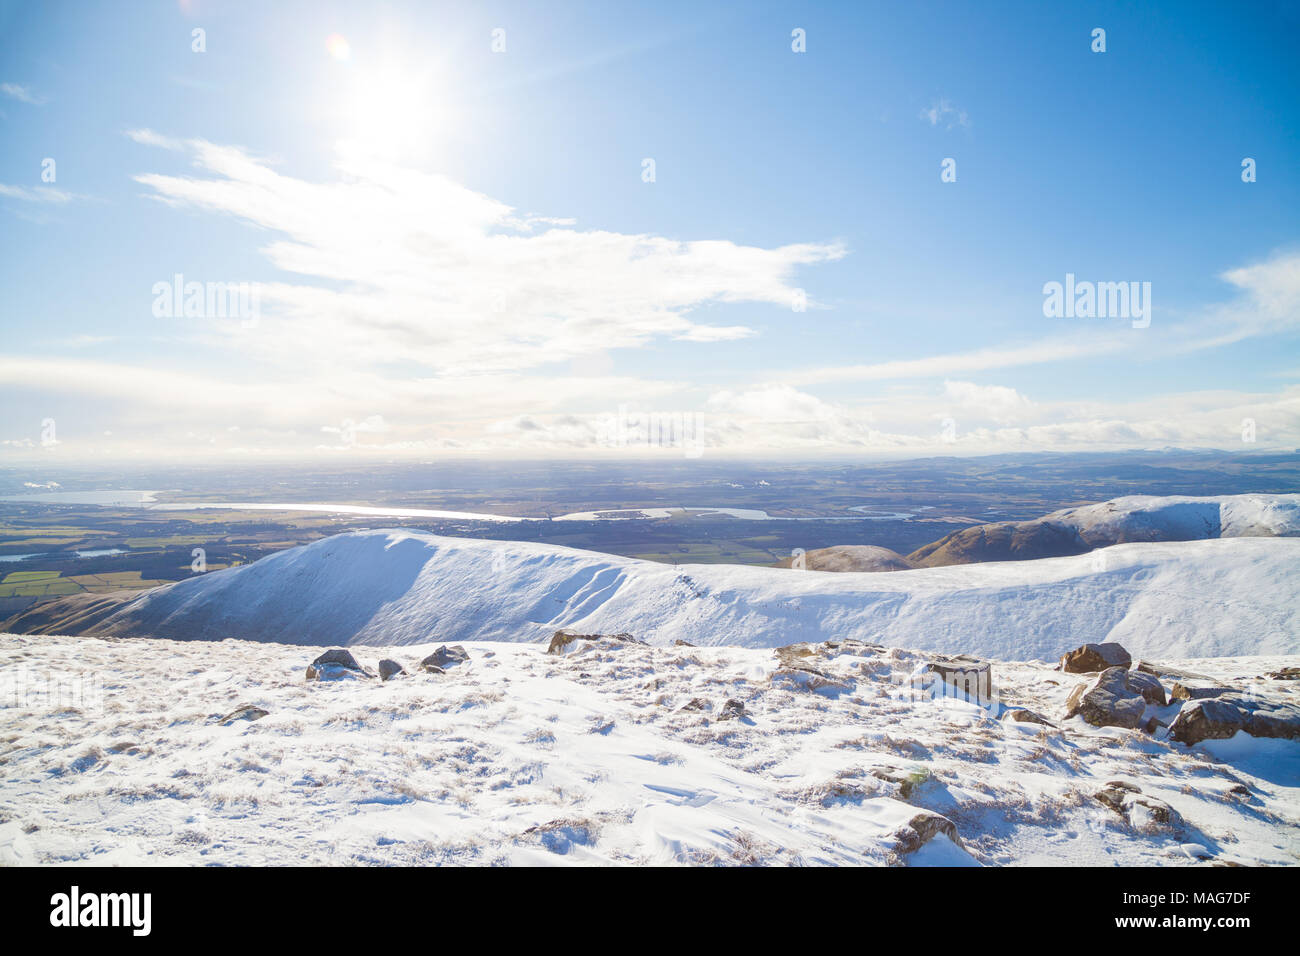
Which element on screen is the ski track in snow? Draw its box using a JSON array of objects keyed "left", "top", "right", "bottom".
[{"left": 0, "top": 635, "right": 1296, "bottom": 866}]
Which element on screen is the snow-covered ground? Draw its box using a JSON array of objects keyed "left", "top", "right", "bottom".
[
  {"left": 82, "top": 529, "right": 1300, "bottom": 661},
  {"left": 1, "top": 633, "right": 1295, "bottom": 866}
]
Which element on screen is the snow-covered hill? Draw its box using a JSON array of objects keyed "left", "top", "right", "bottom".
[
  {"left": 909, "top": 493, "right": 1300, "bottom": 566},
  {"left": 25, "top": 527, "right": 1300, "bottom": 661},
  {"left": 1, "top": 634, "right": 1295, "bottom": 866}
]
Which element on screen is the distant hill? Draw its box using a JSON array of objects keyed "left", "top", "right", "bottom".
[
  {"left": 774, "top": 545, "right": 915, "bottom": 572},
  {"left": 908, "top": 494, "right": 1300, "bottom": 567}
]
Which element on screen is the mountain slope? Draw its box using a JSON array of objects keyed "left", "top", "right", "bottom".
[
  {"left": 10, "top": 527, "right": 1298, "bottom": 661},
  {"left": 774, "top": 545, "right": 915, "bottom": 572},
  {"left": 909, "top": 493, "right": 1300, "bottom": 567}
]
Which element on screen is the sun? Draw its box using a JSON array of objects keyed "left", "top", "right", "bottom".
[{"left": 337, "top": 61, "right": 450, "bottom": 161}]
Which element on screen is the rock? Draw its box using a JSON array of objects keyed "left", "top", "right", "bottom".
[
  {"left": 774, "top": 642, "right": 820, "bottom": 666},
  {"left": 1143, "top": 716, "right": 1169, "bottom": 735},
  {"left": 547, "top": 631, "right": 639, "bottom": 656},
  {"left": 770, "top": 667, "right": 854, "bottom": 697},
  {"left": 1168, "top": 694, "right": 1300, "bottom": 746},
  {"left": 674, "top": 639, "right": 696, "bottom": 647},
  {"left": 1265, "top": 666, "right": 1300, "bottom": 681},
  {"left": 677, "top": 698, "right": 711, "bottom": 713},
  {"left": 1064, "top": 667, "right": 1152, "bottom": 729},
  {"left": 871, "top": 766, "right": 930, "bottom": 799},
  {"left": 420, "top": 645, "right": 469, "bottom": 670},
  {"left": 1001, "top": 707, "right": 1056, "bottom": 728},
  {"left": 1059, "top": 642, "right": 1132, "bottom": 674},
  {"left": 306, "top": 648, "right": 372, "bottom": 681},
  {"left": 378, "top": 659, "right": 405, "bottom": 681},
  {"left": 716, "top": 699, "right": 749, "bottom": 721},
  {"left": 1170, "top": 682, "right": 1230, "bottom": 701},
  {"left": 1123, "top": 670, "right": 1168, "bottom": 707},
  {"left": 911, "top": 656, "right": 994, "bottom": 705},
  {"left": 1095, "top": 782, "right": 1182, "bottom": 832},
  {"left": 893, "top": 810, "right": 962, "bottom": 854},
  {"left": 218, "top": 704, "right": 268, "bottom": 724},
  {"left": 421, "top": 664, "right": 446, "bottom": 676}
]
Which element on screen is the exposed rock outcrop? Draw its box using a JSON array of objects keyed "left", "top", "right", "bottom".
[
  {"left": 306, "top": 648, "right": 373, "bottom": 681},
  {"left": 1065, "top": 667, "right": 1161, "bottom": 729},
  {"left": 1168, "top": 695, "right": 1300, "bottom": 746},
  {"left": 1060, "top": 642, "right": 1132, "bottom": 674}
]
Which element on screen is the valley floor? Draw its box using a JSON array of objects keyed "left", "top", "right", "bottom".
[{"left": 0, "top": 633, "right": 1296, "bottom": 866}]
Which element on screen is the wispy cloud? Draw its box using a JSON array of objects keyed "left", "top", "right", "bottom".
[
  {"left": 129, "top": 134, "right": 845, "bottom": 375},
  {"left": 1, "top": 82, "right": 44, "bottom": 105},
  {"left": 920, "top": 97, "right": 970, "bottom": 129},
  {"left": 0, "top": 184, "right": 77, "bottom": 204}
]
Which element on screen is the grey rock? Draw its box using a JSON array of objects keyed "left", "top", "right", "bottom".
[
  {"left": 378, "top": 659, "right": 405, "bottom": 681},
  {"left": 306, "top": 648, "right": 373, "bottom": 681},
  {"left": 1064, "top": 667, "right": 1151, "bottom": 729},
  {"left": 420, "top": 644, "right": 469, "bottom": 670},
  {"left": 1001, "top": 707, "right": 1056, "bottom": 728},
  {"left": 1168, "top": 694, "right": 1300, "bottom": 746},
  {"left": 1060, "top": 642, "right": 1132, "bottom": 674},
  {"left": 893, "top": 810, "right": 962, "bottom": 855},
  {"left": 716, "top": 698, "right": 749, "bottom": 721},
  {"left": 1170, "top": 682, "right": 1231, "bottom": 701},
  {"left": 218, "top": 704, "right": 269, "bottom": 724}
]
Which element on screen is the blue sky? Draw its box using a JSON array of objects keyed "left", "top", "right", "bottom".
[{"left": 1, "top": 0, "right": 1298, "bottom": 460}]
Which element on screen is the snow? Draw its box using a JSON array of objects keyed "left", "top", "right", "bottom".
[
  {"left": 1, "top": 634, "right": 1294, "bottom": 866},
  {"left": 1050, "top": 493, "right": 1300, "bottom": 542},
  {"left": 92, "top": 529, "right": 1300, "bottom": 661}
]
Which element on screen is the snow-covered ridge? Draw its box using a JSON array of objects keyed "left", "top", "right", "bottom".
[
  {"left": 1050, "top": 494, "right": 1300, "bottom": 542},
  {"left": 909, "top": 493, "right": 1300, "bottom": 566},
  {"left": 65, "top": 527, "right": 1300, "bottom": 660}
]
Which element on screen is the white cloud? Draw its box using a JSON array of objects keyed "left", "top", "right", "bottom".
[
  {"left": 920, "top": 98, "right": 970, "bottom": 129},
  {"left": 129, "top": 136, "right": 845, "bottom": 376},
  {"left": 942, "top": 380, "right": 1033, "bottom": 424},
  {"left": 1, "top": 82, "right": 43, "bottom": 105},
  {"left": 0, "top": 184, "right": 77, "bottom": 204}
]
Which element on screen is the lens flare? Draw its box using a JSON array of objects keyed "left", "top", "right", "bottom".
[{"left": 326, "top": 34, "right": 351, "bottom": 62}]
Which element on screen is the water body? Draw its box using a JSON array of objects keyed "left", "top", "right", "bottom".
[
  {"left": 0, "top": 548, "right": 127, "bottom": 563},
  {"left": 0, "top": 490, "right": 157, "bottom": 506},
  {"left": 3, "top": 494, "right": 916, "bottom": 524}
]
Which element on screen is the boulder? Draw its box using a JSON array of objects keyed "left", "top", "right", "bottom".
[
  {"left": 1059, "top": 642, "right": 1132, "bottom": 674},
  {"left": 677, "top": 698, "right": 711, "bottom": 713},
  {"left": 1168, "top": 695, "right": 1300, "bottom": 746},
  {"left": 547, "top": 631, "right": 640, "bottom": 656},
  {"left": 911, "top": 656, "right": 993, "bottom": 705},
  {"left": 1064, "top": 667, "right": 1153, "bottom": 729},
  {"left": 420, "top": 645, "right": 469, "bottom": 670},
  {"left": 716, "top": 699, "right": 749, "bottom": 721},
  {"left": 1123, "top": 670, "right": 1168, "bottom": 707},
  {"left": 1095, "top": 781, "right": 1182, "bottom": 832},
  {"left": 1000, "top": 707, "right": 1056, "bottom": 728},
  {"left": 378, "top": 659, "right": 405, "bottom": 681},
  {"left": 1265, "top": 666, "right": 1300, "bottom": 681},
  {"left": 871, "top": 766, "right": 930, "bottom": 799},
  {"left": 306, "top": 648, "right": 373, "bottom": 681},
  {"left": 218, "top": 704, "right": 269, "bottom": 725},
  {"left": 1170, "top": 682, "right": 1230, "bottom": 702},
  {"left": 893, "top": 810, "right": 963, "bottom": 854}
]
